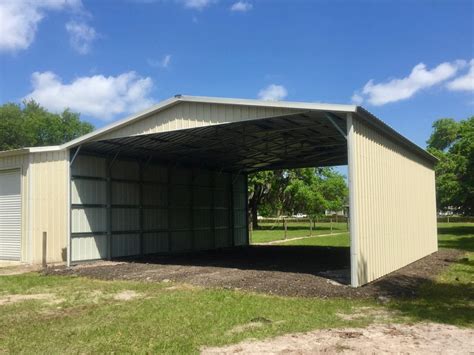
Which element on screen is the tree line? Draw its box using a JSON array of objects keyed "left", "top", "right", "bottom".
[{"left": 0, "top": 101, "right": 472, "bottom": 217}]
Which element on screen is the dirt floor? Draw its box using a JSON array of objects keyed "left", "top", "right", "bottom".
[
  {"left": 45, "top": 246, "right": 463, "bottom": 299},
  {"left": 201, "top": 322, "right": 474, "bottom": 354}
]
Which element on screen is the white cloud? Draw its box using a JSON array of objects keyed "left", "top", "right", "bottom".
[
  {"left": 65, "top": 20, "right": 97, "bottom": 54},
  {"left": 352, "top": 60, "right": 466, "bottom": 106},
  {"left": 258, "top": 84, "right": 288, "bottom": 101},
  {"left": 25, "top": 71, "right": 154, "bottom": 120},
  {"left": 0, "top": 0, "right": 82, "bottom": 52},
  {"left": 446, "top": 59, "right": 474, "bottom": 92},
  {"left": 180, "top": 0, "right": 214, "bottom": 9},
  {"left": 147, "top": 54, "right": 172, "bottom": 68},
  {"left": 230, "top": 1, "right": 252, "bottom": 12}
]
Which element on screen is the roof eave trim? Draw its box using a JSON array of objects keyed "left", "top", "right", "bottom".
[
  {"left": 61, "top": 96, "right": 182, "bottom": 149},
  {"left": 355, "top": 106, "right": 438, "bottom": 164}
]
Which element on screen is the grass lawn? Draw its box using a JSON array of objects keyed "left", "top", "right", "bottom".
[
  {"left": 251, "top": 221, "right": 348, "bottom": 243},
  {"left": 0, "top": 274, "right": 372, "bottom": 353},
  {"left": 0, "top": 223, "right": 472, "bottom": 353}
]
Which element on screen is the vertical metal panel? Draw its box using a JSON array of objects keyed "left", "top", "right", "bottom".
[
  {"left": 0, "top": 169, "right": 21, "bottom": 260},
  {"left": 111, "top": 182, "right": 139, "bottom": 205},
  {"left": 71, "top": 154, "right": 108, "bottom": 262},
  {"left": 112, "top": 208, "right": 139, "bottom": 231},
  {"left": 71, "top": 155, "right": 106, "bottom": 177},
  {"left": 71, "top": 208, "right": 106, "bottom": 233},
  {"left": 111, "top": 233, "right": 140, "bottom": 257},
  {"left": 143, "top": 208, "right": 168, "bottom": 229},
  {"left": 232, "top": 174, "right": 247, "bottom": 246},
  {"left": 143, "top": 232, "right": 169, "bottom": 253},
  {"left": 349, "top": 115, "right": 437, "bottom": 286},
  {"left": 72, "top": 179, "right": 106, "bottom": 204},
  {"left": 30, "top": 151, "right": 69, "bottom": 264},
  {"left": 72, "top": 235, "right": 107, "bottom": 261},
  {"left": 111, "top": 160, "right": 140, "bottom": 180},
  {"left": 70, "top": 154, "right": 248, "bottom": 260},
  {"left": 142, "top": 184, "right": 167, "bottom": 206}
]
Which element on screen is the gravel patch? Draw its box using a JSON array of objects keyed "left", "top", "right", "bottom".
[{"left": 45, "top": 246, "right": 462, "bottom": 299}]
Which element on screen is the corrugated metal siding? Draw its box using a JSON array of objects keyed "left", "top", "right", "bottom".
[
  {"left": 98, "top": 102, "right": 302, "bottom": 141},
  {"left": 349, "top": 115, "right": 437, "bottom": 286},
  {"left": 71, "top": 155, "right": 108, "bottom": 261},
  {"left": 0, "top": 154, "right": 29, "bottom": 262},
  {"left": 29, "top": 151, "right": 69, "bottom": 264},
  {"left": 0, "top": 169, "right": 21, "bottom": 260},
  {"left": 71, "top": 154, "right": 247, "bottom": 261}
]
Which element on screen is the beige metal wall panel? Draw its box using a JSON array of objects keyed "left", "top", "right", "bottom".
[
  {"left": 143, "top": 232, "right": 169, "bottom": 254},
  {"left": 98, "top": 102, "right": 302, "bottom": 141},
  {"left": 171, "top": 231, "right": 192, "bottom": 251},
  {"left": 348, "top": 115, "right": 437, "bottom": 286},
  {"left": 111, "top": 233, "right": 140, "bottom": 257},
  {"left": 215, "top": 229, "right": 230, "bottom": 248},
  {"left": 111, "top": 160, "right": 139, "bottom": 180},
  {"left": 71, "top": 155, "right": 106, "bottom": 177},
  {"left": 71, "top": 208, "right": 106, "bottom": 233},
  {"left": 112, "top": 208, "right": 139, "bottom": 232},
  {"left": 70, "top": 153, "right": 248, "bottom": 261},
  {"left": 0, "top": 153, "right": 29, "bottom": 262},
  {"left": 234, "top": 228, "right": 247, "bottom": 246},
  {"left": 72, "top": 179, "right": 106, "bottom": 205},
  {"left": 194, "top": 230, "right": 214, "bottom": 250},
  {"left": 72, "top": 235, "right": 107, "bottom": 261},
  {"left": 143, "top": 165, "right": 168, "bottom": 183},
  {"left": 111, "top": 182, "right": 140, "bottom": 205},
  {"left": 29, "top": 150, "right": 69, "bottom": 264},
  {"left": 143, "top": 208, "right": 168, "bottom": 230},
  {"left": 214, "top": 209, "right": 229, "bottom": 228},
  {"left": 142, "top": 184, "right": 167, "bottom": 206}
]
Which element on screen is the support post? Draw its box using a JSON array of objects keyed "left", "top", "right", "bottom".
[
  {"left": 139, "top": 162, "right": 144, "bottom": 256},
  {"left": 229, "top": 173, "right": 235, "bottom": 247},
  {"left": 244, "top": 173, "right": 250, "bottom": 246},
  {"left": 347, "top": 112, "right": 359, "bottom": 287},
  {"left": 167, "top": 165, "right": 172, "bottom": 252},
  {"left": 106, "top": 160, "right": 112, "bottom": 260},
  {"left": 210, "top": 171, "right": 216, "bottom": 249},
  {"left": 284, "top": 218, "right": 287, "bottom": 240},
  {"left": 42, "top": 232, "right": 47, "bottom": 268}
]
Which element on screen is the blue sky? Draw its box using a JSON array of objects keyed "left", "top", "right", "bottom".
[{"left": 0, "top": 0, "right": 473, "bottom": 149}]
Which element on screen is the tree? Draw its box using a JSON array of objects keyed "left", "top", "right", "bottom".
[
  {"left": 0, "top": 100, "right": 94, "bottom": 151},
  {"left": 427, "top": 117, "right": 474, "bottom": 215},
  {"left": 248, "top": 167, "right": 348, "bottom": 228}
]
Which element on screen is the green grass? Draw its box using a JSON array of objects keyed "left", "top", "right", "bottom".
[
  {"left": 437, "top": 222, "right": 474, "bottom": 251},
  {"left": 1, "top": 222, "right": 473, "bottom": 353},
  {"left": 0, "top": 274, "right": 372, "bottom": 354},
  {"left": 388, "top": 252, "right": 474, "bottom": 327},
  {"left": 251, "top": 221, "right": 348, "bottom": 243},
  {"left": 281, "top": 233, "right": 349, "bottom": 247}
]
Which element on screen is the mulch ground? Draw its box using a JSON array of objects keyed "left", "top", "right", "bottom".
[{"left": 45, "top": 246, "right": 463, "bottom": 299}]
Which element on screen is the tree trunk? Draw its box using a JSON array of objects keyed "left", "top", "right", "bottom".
[{"left": 252, "top": 205, "right": 259, "bottom": 229}]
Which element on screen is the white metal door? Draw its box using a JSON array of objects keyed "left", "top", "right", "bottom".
[{"left": 0, "top": 169, "right": 21, "bottom": 260}]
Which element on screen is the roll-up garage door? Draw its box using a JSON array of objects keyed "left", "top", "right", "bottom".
[{"left": 0, "top": 169, "right": 21, "bottom": 260}]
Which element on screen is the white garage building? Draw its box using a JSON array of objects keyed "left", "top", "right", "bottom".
[{"left": 0, "top": 95, "right": 438, "bottom": 286}]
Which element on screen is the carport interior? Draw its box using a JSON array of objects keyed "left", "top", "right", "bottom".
[{"left": 70, "top": 110, "right": 349, "bottom": 265}]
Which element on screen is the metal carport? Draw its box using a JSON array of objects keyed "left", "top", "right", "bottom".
[
  {"left": 62, "top": 95, "right": 438, "bottom": 287},
  {"left": 0, "top": 95, "right": 438, "bottom": 287}
]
